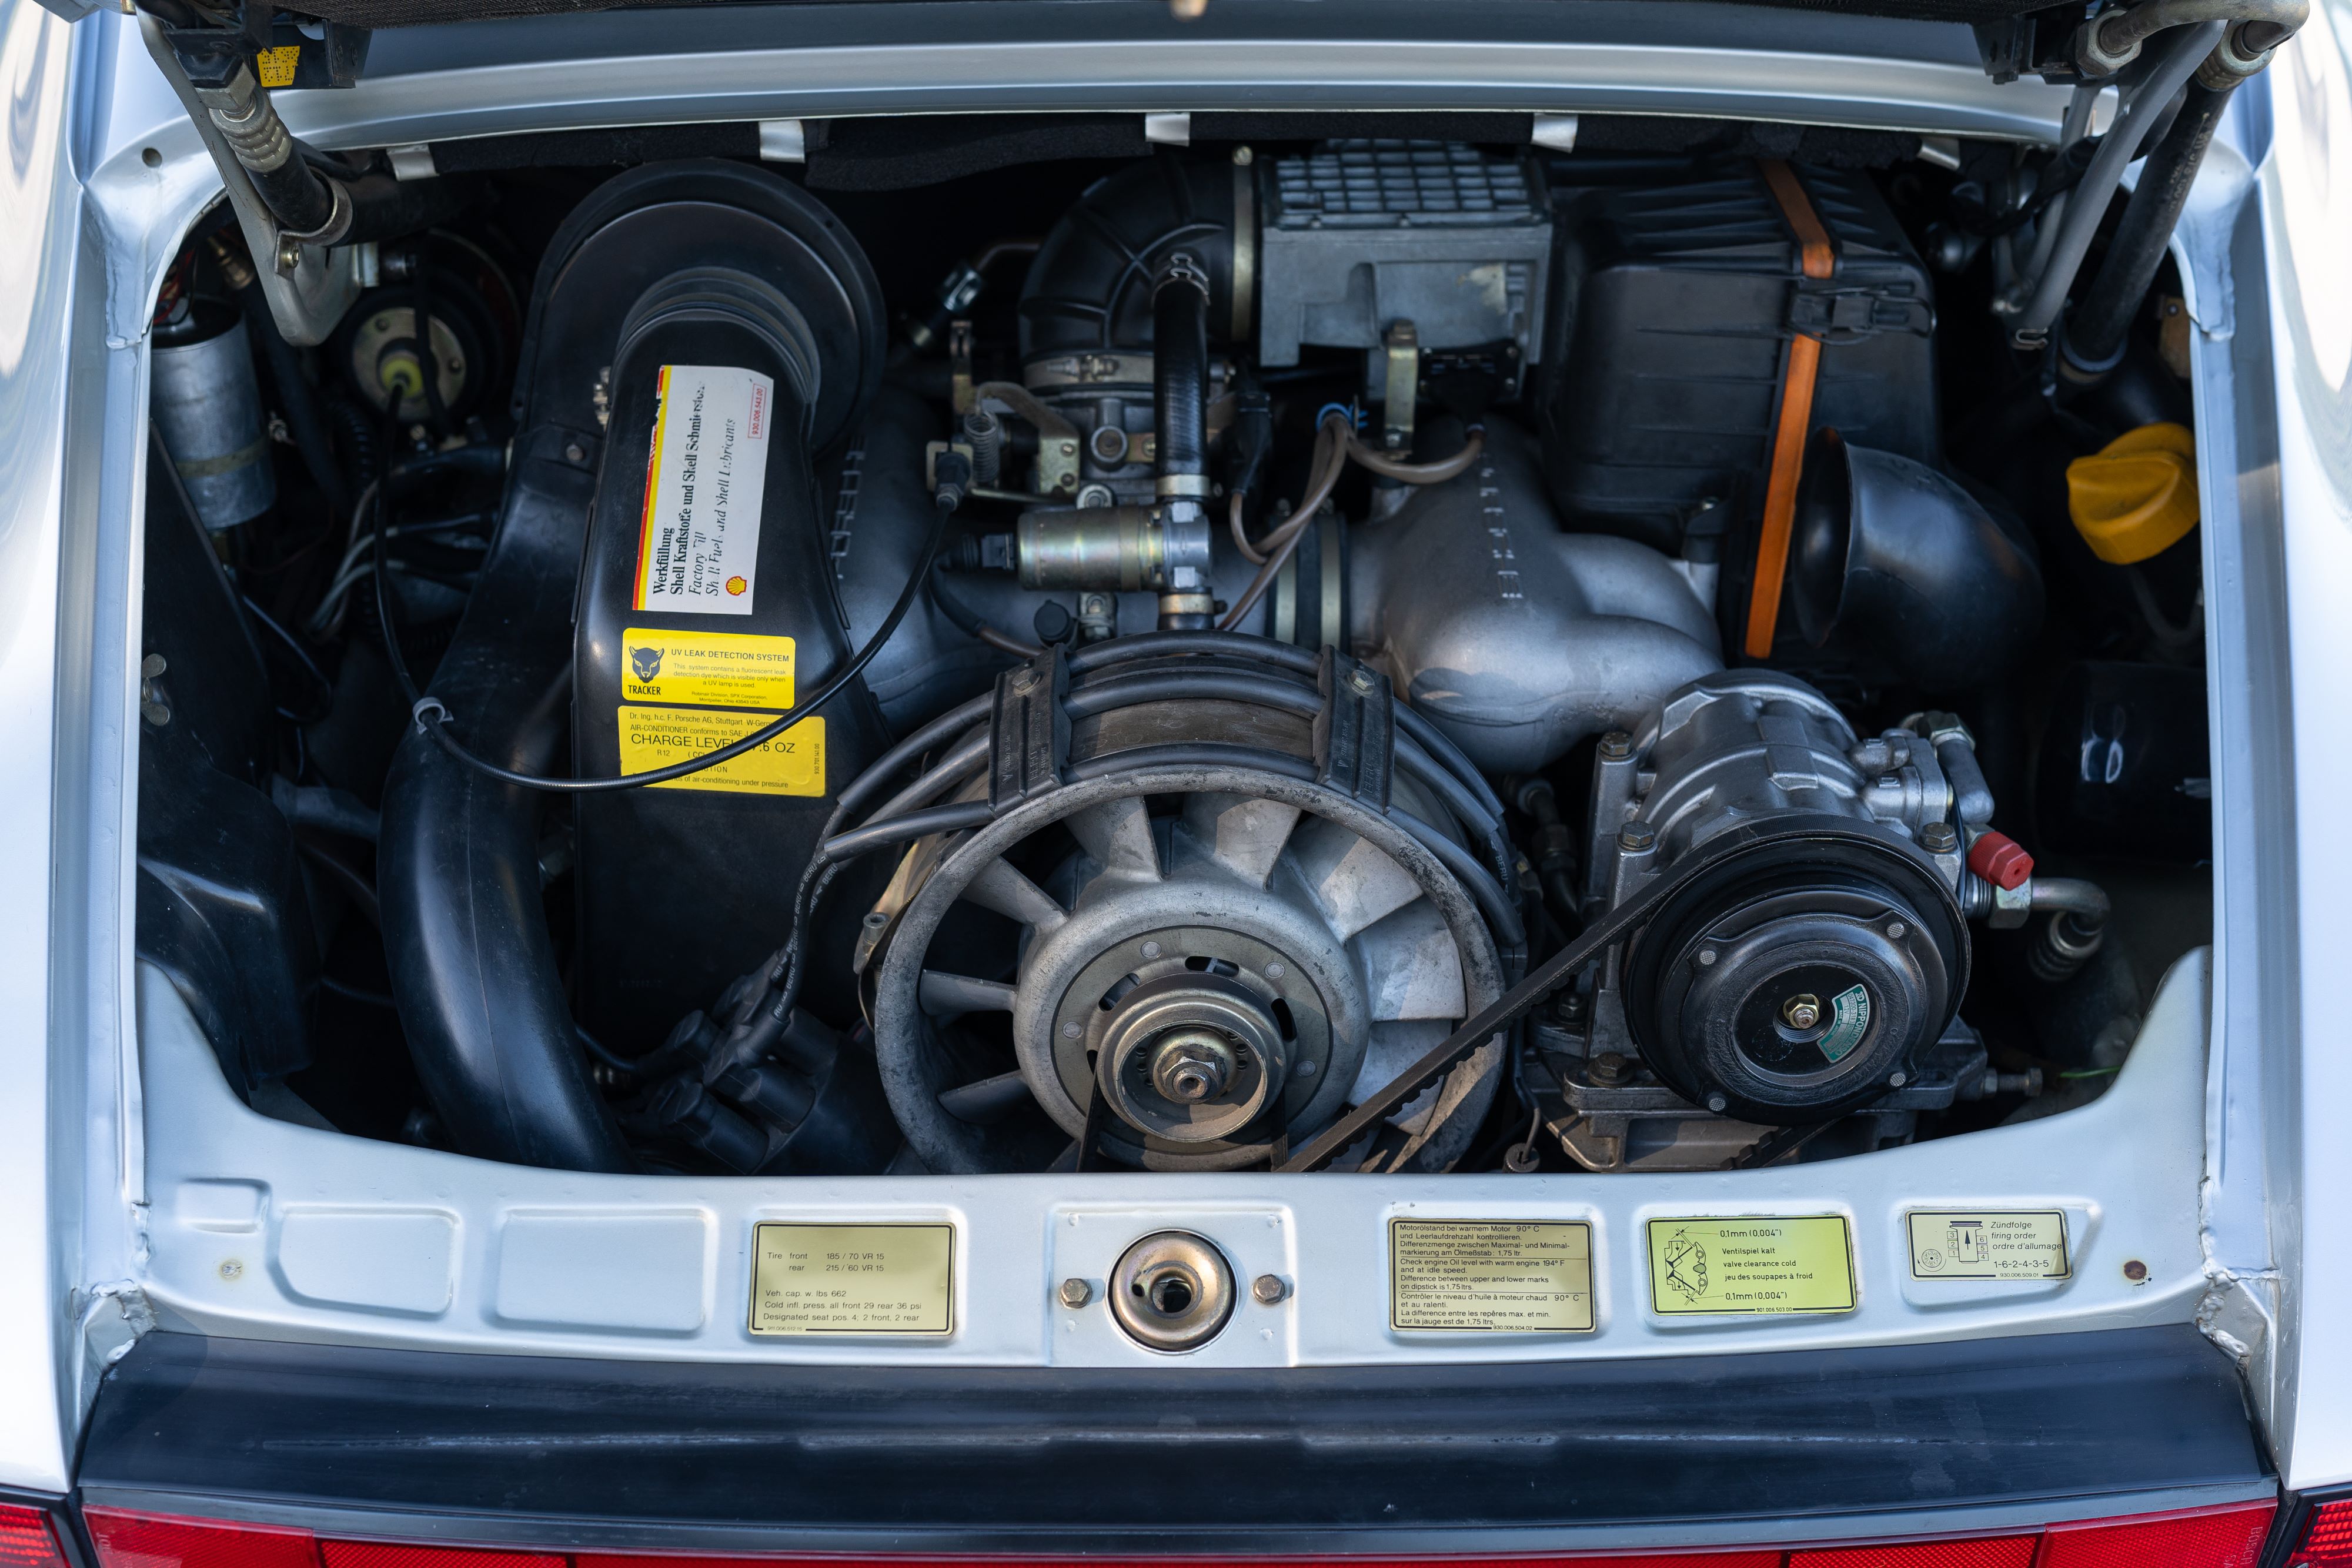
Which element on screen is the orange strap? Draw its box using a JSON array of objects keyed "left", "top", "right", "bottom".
[{"left": 1743, "top": 161, "right": 1837, "bottom": 660}]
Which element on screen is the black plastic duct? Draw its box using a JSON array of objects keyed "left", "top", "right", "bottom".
[
  {"left": 1788, "top": 430, "right": 2043, "bottom": 690},
  {"left": 1018, "top": 156, "right": 1238, "bottom": 360},
  {"left": 377, "top": 162, "right": 883, "bottom": 1171}
]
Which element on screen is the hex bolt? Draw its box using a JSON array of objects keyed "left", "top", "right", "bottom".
[
  {"left": 1920, "top": 823, "right": 1959, "bottom": 854},
  {"left": 1588, "top": 1051, "right": 1632, "bottom": 1086},
  {"left": 1781, "top": 993, "right": 1823, "bottom": 1031},
  {"left": 1058, "top": 1278, "right": 1094, "bottom": 1308},
  {"left": 1251, "top": 1273, "right": 1288, "bottom": 1305},
  {"left": 1599, "top": 731, "right": 1633, "bottom": 761},
  {"left": 1618, "top": 823, "right": 1657, "bottom": 854}
]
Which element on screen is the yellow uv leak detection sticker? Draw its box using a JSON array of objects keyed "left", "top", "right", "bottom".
[
  {"left": 621, "top": 627, "right": 796, "bottom": 710},
  {"left": 254, "top": 44, "right": 302, "bottom": 87},
  {"left": 749, "top": 1222, "right": 954, "bottom": 1335},
  {"left": 1906, "top": 1210, "right": 2070, "bottom": 1281},
  {"left": 616, "top": 707, "right": 823, "bottom": 796},
  {"left": 1646, "top": 1215, "right": 1856, "bottom": 1315},
  {"left": 1389, "top": 1219, "right": 1595, "bottom": 1332}
]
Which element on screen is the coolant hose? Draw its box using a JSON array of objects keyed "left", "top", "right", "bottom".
[
  {"left": 377, "top": 426, "right": 634, "bottom": 1172},
  {"left": 1154, "top": 255, "right": 1211, "bottom": 499},
  {"left": 2062, "top": 79, "right": 2238, "bottom": 377}
]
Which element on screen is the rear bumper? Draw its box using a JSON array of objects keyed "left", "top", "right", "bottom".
[{"left": 76, "top": 1324, "right": 2274, "bottom": 1556}]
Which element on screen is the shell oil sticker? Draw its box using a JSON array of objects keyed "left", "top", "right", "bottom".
[
  {"left": 633, "top": 365, "right": 773, "bottom": 616},
  {"left": 620, "top": 627, "right": 796, "bottom": 710},
  {"left": 617, "top": 708, "right": 823, "bottom": 795},
  {"left": 1646, "top": 1215, "right": 1855, "bottom": 1315}
]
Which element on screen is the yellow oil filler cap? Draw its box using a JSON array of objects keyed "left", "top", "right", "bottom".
[{"left": 2066, "top": 422, "right": 2199, "bottom": 564}]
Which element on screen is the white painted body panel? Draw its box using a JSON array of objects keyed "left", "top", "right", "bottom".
[{"left": 0, "top": 0, "right": 2338, "bottom": 1503}]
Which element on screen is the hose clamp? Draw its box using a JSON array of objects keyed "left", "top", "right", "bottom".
[
  {"left": 1155, "top": 251, "right": 1211, "bottom": 298},
  {"left": 278, "top": 177, "right": 355, "bottom": 250},
  {"left": 1155, "top": 473, "right": 1212, "bottom": 499}
]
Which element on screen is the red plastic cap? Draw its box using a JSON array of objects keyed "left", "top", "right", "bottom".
[
  {"left": 2296, "top": 1497, "right": 2352, "bottom": 1566},
  {"left": 1965, "top": 829, "right": 2034, "bottom": 891},
  {"left": 0, "top": 1506, "right": 65, "bottom": 1568}
]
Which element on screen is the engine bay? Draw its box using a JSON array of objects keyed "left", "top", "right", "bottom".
[{"left": 137, "top": 118, "right": 2215, "bottom": 1215}]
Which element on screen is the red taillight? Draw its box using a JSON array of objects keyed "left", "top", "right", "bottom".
[
  {"left": 321, "top": 1546, "right": 566, "bottom": 1567},
  {"left": 2036, "top": 1501, "right": 2276, "bottom": 1567},
  {"left": 2292, "top": 1498, "right": 2352, "bottom": 1566},
  {"left": 1787, "top": 1539, "right": 2036, "bottom": 1566},
  {"left": 75, "top": 1500, "right": 2288, "bottom": 1568},
  {"left": 584, "top": 1557, "right": 1780, "bottom": 1567},
  {"left": 0, "top": 1506, "right": 65, "bottom": 1568},
  {"left": 82, "top": 1507, "right": 322, "bottom": 1567}
]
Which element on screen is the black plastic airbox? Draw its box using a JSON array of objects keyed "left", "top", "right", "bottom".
[{"left": 1538, "top": 162, "right": 1939, "bottom": 556}]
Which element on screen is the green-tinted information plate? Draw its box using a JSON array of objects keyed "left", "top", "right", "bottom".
[
  {"left": 1646, "top": 1215, "right": 1856, "bottom": 1315},
  {"left": 1389, "top": 1219, "right": 1596, "bottom": 1332},
  {"left": 749, "top": 1222, "right": 954, "bottom": 1335},
  {"left": 1906, "top": 1210, "right": 2070, "bottom": 1279}
]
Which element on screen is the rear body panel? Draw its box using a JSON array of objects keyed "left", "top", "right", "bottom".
[{"left": 6, "top": 0, "right": 2347, "bottom": 1537}]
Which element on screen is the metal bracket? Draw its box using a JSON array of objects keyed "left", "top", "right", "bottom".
[
  {"left": 138, "top": 15, "right": 360, "bottom": 347},
  {"left": 1313, "top": 649, "right": 1394, "bottom": 809},
  {"left": 988, "top": 648, "right": 1071, "bottom": 813},
  {"left": 1380, "top": 319, "right": 1419, "bottom": 451},
  {"left": 948, "top": 320, "right": 976, "bottom": 417}
]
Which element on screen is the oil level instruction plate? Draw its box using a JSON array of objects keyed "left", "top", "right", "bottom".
[
  {"left": 1907, "top": 1210, "right": 2070, "bottom": 1279},
  {"left": 1647, "top": 1215, "right": 1855, "bottom": 1315},
  {"left": 1389, "top": 1219, "right": 1594, "bottom": 1331},
  {"left": 617, "top": 708, "right": 824, "bottom": 795},
  {"left": 749, "top": 1222, "right": 954, "bottom": 1335},
  {"left": 622, "top": 627, "right": 796, "bottom": 710}
]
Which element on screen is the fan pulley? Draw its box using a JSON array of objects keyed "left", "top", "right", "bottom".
[{"left": 858, "top": 636, "right": 1521, "bottom": 1173}]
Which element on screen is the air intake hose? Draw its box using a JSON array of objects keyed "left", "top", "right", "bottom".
[{"left": 377, "top": 162, "right": 883, "bottom": 1171}]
